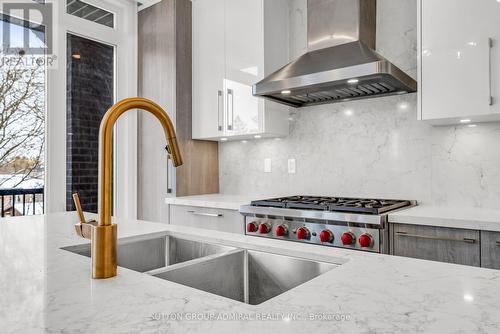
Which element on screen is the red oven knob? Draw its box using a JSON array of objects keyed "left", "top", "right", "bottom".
[
  {"left": 247, "top": 221, "right": 258, "bottom": 233},
  {"left": 341, "top": 232, "right": 355, "bottom": 246},
  {"left": 275, "top": 225, "right": 288, "bottom": 237},
  {"left": 358, "top": 233, "right": 374, "bottom": 248},
  {"left": 296, "top": 227, "right": 311, "bottom": 240},
  {"left": 319, "top": 229, "right": 334, "bottom": 243},
  {"left": 258, "top": 222, "right": 272, "bottom": 234}
]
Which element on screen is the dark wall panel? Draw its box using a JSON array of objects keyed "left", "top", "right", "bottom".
[{"left": 66, "top": 34, "right": 114, "bottom": 213}]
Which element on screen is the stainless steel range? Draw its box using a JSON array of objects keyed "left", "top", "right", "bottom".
[{"left": 240, "top": 196, "right": 416, "bottom": 254}]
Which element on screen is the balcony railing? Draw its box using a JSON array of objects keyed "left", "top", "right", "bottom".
[{"left": 0, "top": 188, "right": 44, "bottom": 217}]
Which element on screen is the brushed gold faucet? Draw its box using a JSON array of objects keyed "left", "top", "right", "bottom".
[{"left": 74, "top": 97, "right": 183, "bottom": 279}]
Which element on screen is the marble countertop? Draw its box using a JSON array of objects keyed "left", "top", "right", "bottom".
[
  {"left": 389, "top": 205, "right": 500, "bottom": 232},
  {"left": 164, "top": 194, "right": 275, "bottom": 210},
  {"left": 2, "top": 212, "right": 500, "bottom": 333}
]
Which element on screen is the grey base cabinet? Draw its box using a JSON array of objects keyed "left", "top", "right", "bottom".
[
  {"left": 390, "top": 224, "right": 480, "bottom": 267},
  {"left": 169, "top": 204, "right": 244, "bottom": 234},
  {"left": 481, "top": 231, "right": 500, "bottom": 270}
]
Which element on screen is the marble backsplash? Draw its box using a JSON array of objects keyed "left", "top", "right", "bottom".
[{"left": 218, "top": 0, "right": 500, "bottom": 209}]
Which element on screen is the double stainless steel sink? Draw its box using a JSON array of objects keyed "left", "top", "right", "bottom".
[{"left": 62, "top": 234, "right": 337, "bottom": 305}]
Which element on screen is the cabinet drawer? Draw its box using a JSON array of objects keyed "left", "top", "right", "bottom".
[
  {"left": 391, "top": 224, "right": 480, "bottom": 267},
  {"left": 481, "top": 231, "right": 500, "bottom": 270},
  {"left": 169, "top": 205, "right": 244, "bottom": 234}
]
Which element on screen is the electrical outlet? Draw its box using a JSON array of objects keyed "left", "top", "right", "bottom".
[
  {"left": 264, "top": 158, "right": 272, "bottom": 173},
  {"left": 288, "top": 159, "right": 296, "bottom": 174}
]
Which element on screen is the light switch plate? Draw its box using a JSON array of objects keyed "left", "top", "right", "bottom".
[
  {"left": 264, "top": 158, "right": 272, "bottom": 173},
  {"left": 288, "top": 159, "right": 296, "bottom": 174}
]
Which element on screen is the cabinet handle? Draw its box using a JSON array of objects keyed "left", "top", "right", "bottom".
[
  {"left": 489, "top": 38, "right": 493, "bottom": 106},
  {"left": 395, "top": 231, "right": 476, "bottom": 244},
  {"left": 187, "top": 210, "right": 223, "bottom": 218},
  {"left": 217, "top": 90, "right": 223, "bottom": 131},
  {"left": 227, "top": 89, "right": 234, "bottom": 131}
]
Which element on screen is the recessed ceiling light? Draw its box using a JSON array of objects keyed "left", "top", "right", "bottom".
[
  {"left": 254, "top": 135, "right": 262, "bottom": 139},
  {"left": 72, "top": 54, "right": 81, "bottom": 60},
  {"left": 347, "top": 79, "right": 359, "bottom": 84},
  {"left": 281, "top": 90, "right": 291, "bottom": 95},
  {"left": 468, "top": 124, "right": 477, "bottom": 128},
  {"left": 220, "top": 138, "right": 227, "bottom": 141},
  {"left": 460, "top": 119, "right": 471, "bottom": 123}
]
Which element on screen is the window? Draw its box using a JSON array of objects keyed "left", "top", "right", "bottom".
[
  {"left": 66, "top": 0, "right": 114, "bottom": 28},
  {"left": 0, "top": 15, "right": 46, "bottom": 216}
]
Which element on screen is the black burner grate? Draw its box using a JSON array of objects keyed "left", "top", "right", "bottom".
[{"left": 250, "top": 196, "right": 411, "bottom": 215}]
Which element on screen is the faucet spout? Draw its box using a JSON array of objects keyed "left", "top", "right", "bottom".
[
  {"left": 75, "top": 97, "right": 183, "bottom": 279},
  {"left": 99, "top": 98, "right": 182, "bottom": 227}
]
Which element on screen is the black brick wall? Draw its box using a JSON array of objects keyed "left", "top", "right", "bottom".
[{"left": 66, "top": 34, "right": 114, "bottom": 213}]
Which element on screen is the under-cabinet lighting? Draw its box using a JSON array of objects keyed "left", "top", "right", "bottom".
[{"left": 398, "top": 102, "right": 409, "bottom": 110}]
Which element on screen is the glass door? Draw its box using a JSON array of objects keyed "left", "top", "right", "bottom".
[
  {"left": 0, "top": 14, "right": 46, "bottom": 216},
  {"left": 46, "top": 0, "right": 137, "bottom": 218},
  {"left": 66, "top": 33, "right": 115, "bottom": 213}
]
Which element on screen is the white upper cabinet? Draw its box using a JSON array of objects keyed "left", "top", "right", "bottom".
[
  {"left": 192, "top": 0, "right": 289, "bottom": 140},
  {"left": 419, "top": 0, "right": 500, "bottom": 125},
  {"left": 192, "top": 0, "right": 225, "bottom": 139}
]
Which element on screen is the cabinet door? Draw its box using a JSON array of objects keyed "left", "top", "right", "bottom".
[
  {"left": 192, "top": 0, "right": 225, "bottom": 139},
  {"left": 481, "top": 231, "right": 500, "bottom": 270},
  {"left": 169, "top": 205, "right": 244, "bottom": 234},
  {"left": 391, "top": 224, "right": 480, "bottom": 267},
  {"left": 420, "top": 0, "right": 500, "bottom": 121},
  {"left": 224, "top": 0, "right": 264, "bottom": 136}
]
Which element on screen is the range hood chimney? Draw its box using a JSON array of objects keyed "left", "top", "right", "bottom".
[{"left": 253, "top": 0, "right": 417, "bottom": 108}]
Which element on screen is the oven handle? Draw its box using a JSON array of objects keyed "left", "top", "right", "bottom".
[{"left": 395, "top": 231, "right": 476, "bottom": 244}]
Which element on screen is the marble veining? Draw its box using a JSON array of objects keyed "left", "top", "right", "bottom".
[
  {"left": 2, "top": 213, "right": 500, "bottom": 333},
  {"left": 218, "top": 0, "right": 500, "bottom": 210}
]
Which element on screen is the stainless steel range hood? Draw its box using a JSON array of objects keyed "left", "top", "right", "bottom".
[{"left": 253, "top": 0, "right": 417, "bottom": 108}]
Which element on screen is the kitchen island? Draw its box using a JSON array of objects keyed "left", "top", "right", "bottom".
[{"left": 1, "top": 212, "right": 500, "bottom": 334}]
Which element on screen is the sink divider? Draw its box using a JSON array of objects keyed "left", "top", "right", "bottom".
[{"left": 144, "top": 248, "right": 246, "bottom": 277}]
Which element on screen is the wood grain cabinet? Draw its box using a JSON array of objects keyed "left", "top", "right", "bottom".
[
  {"left": 390, "top": 224, "right": 480, "bottom": 267},
  {"left": 169, "top": 204, "right": 244, "bottom": 234},
  {"left": 418, "top": 0, "right": 500, "bottom": 125},
  {"left": 481, "top": 231, "right": 500, "bottom": 270},
  {"left": 138, "top": 0, "right": 219, "bottom": 223}
]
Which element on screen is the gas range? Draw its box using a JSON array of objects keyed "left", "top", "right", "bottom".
[{"left": 239, "top": 196, "right": 416, "bottom": 254}]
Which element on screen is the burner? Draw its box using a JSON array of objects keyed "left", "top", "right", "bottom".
[{"left": 251, "top": 196, "right": 411, "bottom": 214}]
